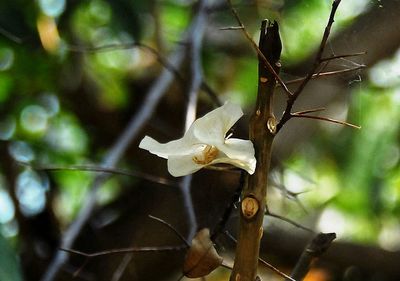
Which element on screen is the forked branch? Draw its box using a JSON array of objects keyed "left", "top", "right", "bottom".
[{"left": 277, "top": 0, "right": 345, "bottom": 132}]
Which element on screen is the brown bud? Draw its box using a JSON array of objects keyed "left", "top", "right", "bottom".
[{"left": 183, "top": 228, "right": 223, "bottom": 278}]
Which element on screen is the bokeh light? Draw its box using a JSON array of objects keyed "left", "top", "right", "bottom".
[
  {"left": 45, "top": 114, "right": 88, "bottom": 153},
  {"left": 369, "top": 48, "right": 400, "bottom": 88},
  {"left": 16, "top": 169, "right": 49, "bottom": 217},
  {"left": 20, "top": 105, "right": 49, "bottom": 133},
  {"left": 8, "top": 141, "right": 35, "bottom": 162},
  {"left": 0, "top": 116, "right": 16, "bottom": 140},
  {"left": 0, "top": 189, "right": 15, "bottom": 224},
  {"left": 39, "top": 93, "right": 60, "bottom": 117},
  {"left": 0, "top": 47, "right": 14, "bottom": 71},
  {"left": 38, "top": 0, "right": 66, "bottom": 17}
]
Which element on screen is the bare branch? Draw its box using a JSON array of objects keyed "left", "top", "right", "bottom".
[
  {"left": 60, "top": 245, "right": 187, "bottom": 258},
  {"left": 265, "top": 209, "right": 314, "bottom": 233},
  {"left": 291, "top": 113, "right": 361, "bottom": 129},
  {"left": 258, "top": 258, "right": 297, "bottom": 281},
  {"left": 148, "top": 215, "right": 190, "bottom": 247},
  {"left": 17, "top": 162, "right": 178, "bottom": 187},
  {"left": 292, "top": 107, "right": 326, "bottom": 115},
  {"left": 283, "top": 65, "right": 366, "bottom": 86},
  {"left": 277, "top": 0, "right": 345, "bottom": 132},
  {"left": 320, "top": 51, "right": 367, "bottom": 62},
  {"left": 226, "top": 0, "right": 292, "bottom": 97},
  {"left": 293, "top": 0, "right": 342, "bottom": 97}
]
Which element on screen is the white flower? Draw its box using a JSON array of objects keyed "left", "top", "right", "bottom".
[{"left": 139, "top": 102, "right": 256, "bottom": 177}]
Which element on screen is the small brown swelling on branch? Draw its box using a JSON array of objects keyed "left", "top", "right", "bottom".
[{"left": 230, "top": 20, "right": 281, "bottom": 281}]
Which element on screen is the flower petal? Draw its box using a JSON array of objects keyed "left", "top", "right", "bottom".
[
  {"left": 168, "top": 155, "right": 204, "bottom": 177},
  {"left": 211, "top": 156, "right": 256, "bottom": 175},
  {"left": 192, "top": 102, "right": 243, "bottom": 145},
  {"left": 216, "top": 138, "right": 256, "bottom": 174},
  {"left": 139, "top": 136, "right": 199, "bottom": 159}
]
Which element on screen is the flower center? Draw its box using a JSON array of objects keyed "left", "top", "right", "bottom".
[{"left": 192, "top": 145, "right": 219, "bottom": 165}]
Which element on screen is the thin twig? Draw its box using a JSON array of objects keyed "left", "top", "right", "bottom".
[
  {"left": 265, "top": 210, "right": 314, "bottom": 233},
  {"left": 320, "top": 51, "right": 366, "bottom": 62},
  {"left": 60, "top": 245, "right": 187, "bottom": 258},
  {"left": 283, "top": 65, "right": 366, "bottom": 86},
  {"left": 17, "top": 162, "right": 178, "bottom": 187},
  {"left": 293, "top": 0, "right": 342, "bottom": 98},
  {"left": 270, "top": 180, "right": 309, "bottom": 213},
  {"left": 291, "top": 113, "right": 361, "bottom": 129},
  {"left": 40, "top": 7, "right": 208, "bottom": 281},
  {"left": 277, "top": 0, "right": 344, "bottom": 132},
  {"left": 107, "top": 214, "right": 190, "bottom": 281},
  {"left": 258, "top": 258, "right": 296, "bottom": 281},
  {"left": 148, "top": 215, "right": 190, "bottom": 247},
  {"left": 226, "top": 0, "right": 292, "bottom": 97},
  {"left": 292, "top": 107, "right": 326, "bottom": 115}
]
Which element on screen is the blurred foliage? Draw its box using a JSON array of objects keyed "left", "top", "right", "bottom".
[
  {"left": 0, "top": 232, "right": 23, "bottom": 281},
  {"left": 0, "top": 0, "right": 399, "bottom": 280}
]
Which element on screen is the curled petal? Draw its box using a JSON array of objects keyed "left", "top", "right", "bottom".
[
  {"left": 139, "top": 136, "right": 200, "bottom": 159},
  {"left": 211, "top": 141, "right": 256, "bottom": 175},
  {"left": 193, "top": 102, "right": 243, "bottom": 145}
]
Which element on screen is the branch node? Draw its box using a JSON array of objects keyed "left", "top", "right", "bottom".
[
  {"left": 241, "top": 196, "right": 259, "bottom": 219},
  {"left": 267, "top": 117, "right": 277, "bottom": 134}
]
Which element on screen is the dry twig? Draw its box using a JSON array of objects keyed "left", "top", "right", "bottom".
[{"left": 277, "top": 0, "right": 345, "bottom": 132}]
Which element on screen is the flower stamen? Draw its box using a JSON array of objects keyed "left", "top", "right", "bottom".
[{"left": 192, "top": 145, "right": 219, "bottom": 165}]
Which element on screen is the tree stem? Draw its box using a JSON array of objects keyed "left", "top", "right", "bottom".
[{"left": 230, "top": 20, "right": 282, "bottom": 281}]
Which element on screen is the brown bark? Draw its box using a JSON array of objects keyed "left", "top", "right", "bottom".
[{"left": 230, "top": 20, "right": 281, "bottom": 281}]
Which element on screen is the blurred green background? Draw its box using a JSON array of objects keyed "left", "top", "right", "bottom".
[{"left": 0, "top": 0, "right": 399, "bottom": 280}]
